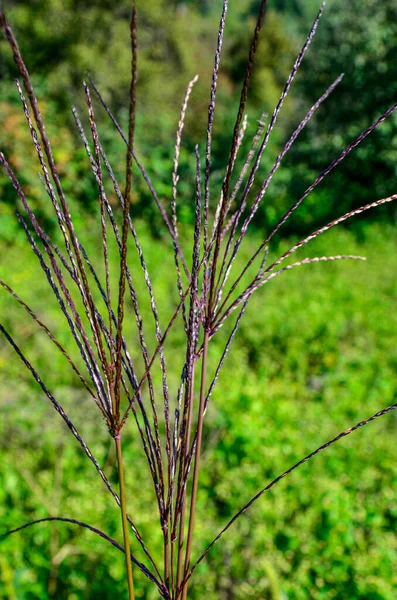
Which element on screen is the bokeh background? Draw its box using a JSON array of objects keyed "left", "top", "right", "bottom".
[{"left": 0, "top": 0, "right": 397, "bottom": 598}]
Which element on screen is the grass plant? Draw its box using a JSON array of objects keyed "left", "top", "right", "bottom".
[{"left": 0, "top": 1, "right": 396, "bottom": 598}]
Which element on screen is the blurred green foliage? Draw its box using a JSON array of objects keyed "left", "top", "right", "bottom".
[
  {"left": 275, "top": 0, "right": 397, "bottom": 235},
  {"left": 0, "top": 0, "right": 296, "bottom": 234},
  {"left": 1, "top": 223, "right": 397, "bottom": 599},
  {"left": 0, "top": 1, "right": 397, "bottom": 599},
  {"left": 1, "top": 0, "right": 395, "bottom": 233}
]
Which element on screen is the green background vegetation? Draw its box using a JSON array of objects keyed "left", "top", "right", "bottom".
[{"left": 0, "top": 0, "right": 396, "bottom": 598}]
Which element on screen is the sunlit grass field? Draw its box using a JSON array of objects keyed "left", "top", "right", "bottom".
[{"left": 0, "top": 220, "right": 396, "bottom": 599}]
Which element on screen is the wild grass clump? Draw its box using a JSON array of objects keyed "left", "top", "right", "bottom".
[{"left": 0, "top": 1, "right": 396, "bottom": 599}]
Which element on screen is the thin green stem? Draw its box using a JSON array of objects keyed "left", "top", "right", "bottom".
[
  {"left": 175, "top": 362, "right": 197, "bottom": 592},
  {"left": 115, "top": 435, "right": 135, "bottom": 600},
  {"left": 164, "top": 528, "right": 170, "bottom": 596},
  {"left": 175, "top": 492, "right": 186, "bottom": 591},
  {"left": 171, "top": 535, "right": 176, "bottom": 599},
  {"left": 180, "top": 330, "right": 209, "bottom": 600}
]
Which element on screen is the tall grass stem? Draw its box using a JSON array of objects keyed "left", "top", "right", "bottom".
[{"left": 115, "top": 435, "right": 136, "bottom": 600}]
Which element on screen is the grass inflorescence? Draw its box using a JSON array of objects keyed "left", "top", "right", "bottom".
[{"left": 0, "top": 1, "right": 396, "bottom": 598}]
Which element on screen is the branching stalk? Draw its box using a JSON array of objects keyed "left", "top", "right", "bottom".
[
  {"left": 115, "top": 434, "right": 136, "bottom": 600},
  {"left": 175, "top": 362, "right": 197, "bottom": 591},
  {"left": 180, "top": 329, "right": 210, "bottom": 600}
]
